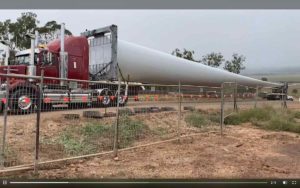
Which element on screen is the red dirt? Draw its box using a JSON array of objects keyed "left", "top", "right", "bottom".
[
  {"left": 8, "top": 124, "right": 300, "bottom": 179},
  {"left": 1, "top": 101, "right": 299, "bottom": 179}
]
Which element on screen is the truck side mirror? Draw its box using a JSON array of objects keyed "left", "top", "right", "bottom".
[
  {"left": 42, "top": 53, "right": 47, "bottom": 65},
  {"left": 47, "top": 52, "right": 53, "bottom": 65},
  {"left": 42, "top": 52, "right": 53, "bottom": 65}
]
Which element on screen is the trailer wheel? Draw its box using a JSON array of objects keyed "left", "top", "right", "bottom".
[
  {"left": 10, "top": 88, "right": 37, "bottom": 114},
  {"left": 118, "top": 95, "right": 127, "bottom": 107},
  {"left": 94, "top": 89, "right": 113, "bottom": 107},
  {"left": 115, "top": 90, "right": 128, "bottom": 107}
]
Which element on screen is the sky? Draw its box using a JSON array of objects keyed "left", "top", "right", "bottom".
[{"left": 1, "top": 10, "right": 300, "bottom": 75}]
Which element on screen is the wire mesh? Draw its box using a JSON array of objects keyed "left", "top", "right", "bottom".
[
  {"left": 0, "top": 73, "right": 299, "bottom": 172},
  {"left": 0, "top": 76, "right": 37, "bottom": 168}
]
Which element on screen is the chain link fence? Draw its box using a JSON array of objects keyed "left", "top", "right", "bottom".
[{"left": 0, "top": 73, "right": 298, "bottom": 174}]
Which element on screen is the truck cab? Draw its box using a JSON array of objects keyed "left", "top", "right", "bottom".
[
  {"left": 4, "top": 37, "right": 89, "bottom": 83},
  {"left": 0, "top": 25, "right": 129, "bottom": 113}
]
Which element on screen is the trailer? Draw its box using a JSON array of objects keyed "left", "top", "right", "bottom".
[{"left": 0, "top": 24, "right": 281, "bottom": 114}]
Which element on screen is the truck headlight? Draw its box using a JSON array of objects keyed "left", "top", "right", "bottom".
[{"left": 0, "top": 83, "right": 7, "bottom": 90}]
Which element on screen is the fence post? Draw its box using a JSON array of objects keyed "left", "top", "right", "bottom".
[
  {"left": 233, "top": 82, "right": 238, "bottom": 112},
  {"left": 113, "top": 75, "right": 121, "bottom": 159},
  {"left": 1, "top": 67, "right": 10, "bottom": 167},
  {"left": 34, "top": 69, "right": 44, "bottom": 175},
  {"left": 283, "top": 82, "right": 288, "bottom": 109},
  {"left": 220, "top": 83, "right": 224, "bottom": 136},
  {"left": 177, "top": 81, "right": 181, "bottom": 142},
  {"left": 254, "top": 86, "right": 259, "bottom": 108}
]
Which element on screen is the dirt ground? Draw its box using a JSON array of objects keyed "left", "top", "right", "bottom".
[
  {"left": 5, "top": 124, "right": 300, "bottom": 179},
  {"left": 0, "top": 100, "right": 300, "bottom": 179}
]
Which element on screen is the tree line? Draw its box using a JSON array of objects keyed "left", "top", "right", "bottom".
[
  {"left": 0, "top": 12, "right": 72, "bottom": 50},
  {"left": 1, "top": 12, "right": 247, "bottom": 75},
  {"left": 171, "top": 48, "right": 246, "bottom": 74}
]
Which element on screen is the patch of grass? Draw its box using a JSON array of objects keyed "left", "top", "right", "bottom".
[
  {"left": 118, "top": 115, "right": 149, "bottom": 148},
  {"left": 224, "top": 106, "right": 300, "bottom": 134},
  {"left": 207, "top": 112, "right": 221, "bottom": 123},
  {"left": 185, "top": 110, "right": 221, "bottom": 128},
  {"left": 267, "top": 117, "right": 299, "bottom": 132},
  {"left": 58, "top": 132, "right": 94, "bottom": 155},
  {"left": 224, "top": 114, "right": 243, "bottom": 125},
  {"left": 57, "top": 116, "right": 149, "bottom": 155},
  {"left": 185, "top": 113, "right": 209, "bottom": 128},
  {"left": 57, "top": 122, "right": 112, "bottom": 155},
  {"left": 293, "top": 111, "right": 300, "bottom": 119},
  {"left": 224, "top": 106, "right": 274, "bottom": 125},
  {"left": 82, "top": 122, "right": 111, "bottom": 137},
  {"left": 1, "top": 146, "right": 20, "bottom": 167},
  {"left": 152, "top": 127, "right": 169, "bottom": 137}
]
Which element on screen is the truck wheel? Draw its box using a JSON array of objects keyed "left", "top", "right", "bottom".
[
  {"left": 10, "top": 89, "right": 37, "bottom": 114},
  {"left": 101, "top": 95, "right": 111, "bottom": 107}
]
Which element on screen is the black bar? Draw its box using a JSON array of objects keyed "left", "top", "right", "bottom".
[
  {"left": 1, "top": 0, "right": 300, "bottom": 9},
  {"left": 2, "top": 179, "right": 299, "bottom": 188}
]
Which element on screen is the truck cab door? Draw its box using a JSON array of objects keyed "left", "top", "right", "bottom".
[
  {"left": 68, "top": 55, "right": 83, "bottom": 80},
  {"left": 36, "top": 51, "right": 59, "bottom": 84}
]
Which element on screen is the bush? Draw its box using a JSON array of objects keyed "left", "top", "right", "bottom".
[
  {"left": 240, "top": 108, "right": 273, "bottom": 121},
  {"left": 208, "top": 114, "right": 221, "bottom": 123},
  {"left": 292, "top": 89, "right": 298, "bottom": 94},
  {"left": 224, "top": 106, "right": 300, "bottom": 134},
  {"left": 262, "top": 116, "right": 300, "bottom": 133},
  {"left": 224, "top": 114, "right": 243, "bottom": 125},
  {"left": 293, "top": 111, "right": 300, "bottom": 119},
  {"left": 224, "top": 107, "right": 274, "bottom": 125}
]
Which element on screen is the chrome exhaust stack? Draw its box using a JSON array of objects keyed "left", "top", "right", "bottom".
[
  {"left": 26, "top": 34, "right": 36, "bottom": 82},
  {"left": 60, "top": 23, "right": 68, "bottom": 86},
  {"left": 35, "top": 30, "right": 39, "bottom": 47}
]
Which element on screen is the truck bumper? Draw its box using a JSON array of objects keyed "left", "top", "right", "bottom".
[{"left": 0, "top": 90, "right": 6, "bottom": 98}]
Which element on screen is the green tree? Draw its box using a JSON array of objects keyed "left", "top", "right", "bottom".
[
  {"left": 261, "top": 77, "right": 268, "bottom": 81},
  {"left": 9, "top": 12, "right": 40, "bottom": 50},
  {"left": 0, "top": 20, "right": 12, "bottom": 47},
  {"left": 223, "top": 53, "right": 246, "bottom": 74},
  {"left": 292, "top": 89, "right": 298, "bottom": 94},
  {"left": 201, "top": 52, "right": 224, "bottom": 67},
  {"left": 171, "top": 48, "right": 201, "bottom": 63},
  {"left": 0, "top": 12, "right": 73, "bottom": 50},
  {"left": 37, "top": 21, "right": 72, "bottom": 44}
]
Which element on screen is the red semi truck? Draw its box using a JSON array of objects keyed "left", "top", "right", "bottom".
[{"left": 0, "top": 24, "right": 134, "bottom": 113}]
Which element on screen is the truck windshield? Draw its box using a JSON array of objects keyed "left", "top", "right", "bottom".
[
  {"left": 15, "top": 55, "right": 30, "bottom": 65},
  {"left": 15, "top": 54, "right": 37, "bottom": 65}
]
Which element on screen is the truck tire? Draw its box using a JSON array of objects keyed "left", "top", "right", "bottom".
[{"left": 10, "top": 88, "right": 37, "bottom": 114}]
